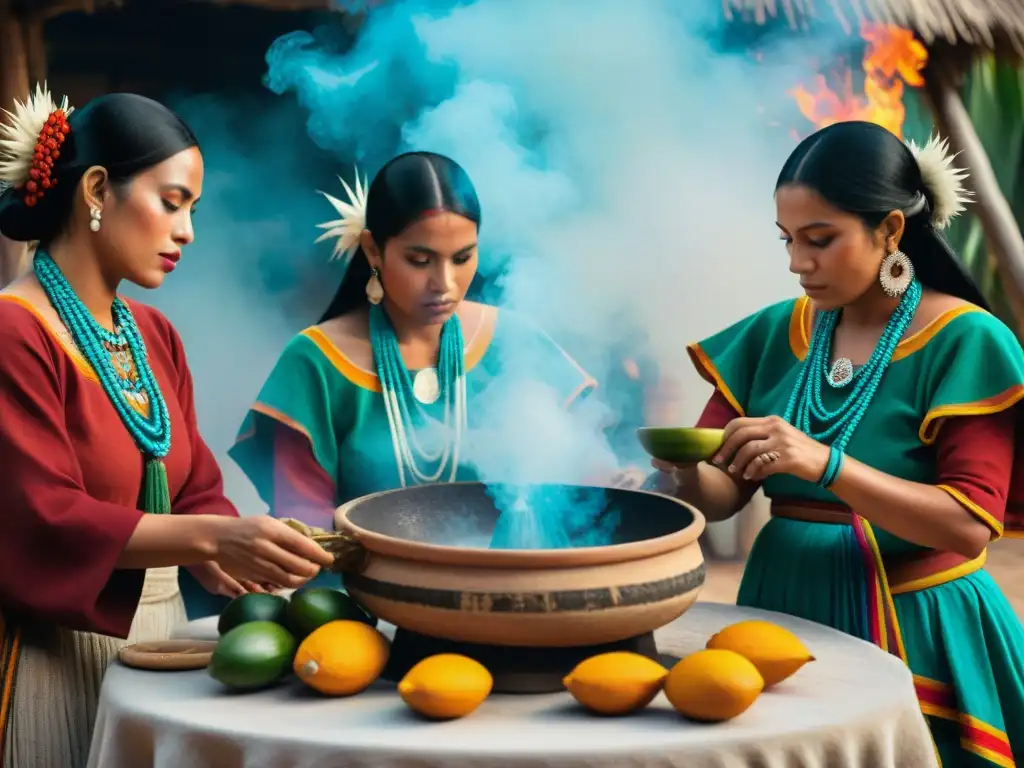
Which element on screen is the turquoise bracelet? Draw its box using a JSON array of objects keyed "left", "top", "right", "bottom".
[{"left": 817, "top": 446, "right": 845, "bottom": 489}]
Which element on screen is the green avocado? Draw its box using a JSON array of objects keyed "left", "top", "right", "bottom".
[
  {"left": 286, "top": 587, "right": 377, "bottom": 640},
  {"left": 217, "top": 593, "right": 289, "bottom": 635},
  {"left": 208, "top": 621, "right": 297, "bottom": 691}
]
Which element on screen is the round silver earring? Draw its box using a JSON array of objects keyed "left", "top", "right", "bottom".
[
  {"left": 89, "top": 206, "right": 102, "bottom": 233},
  {"left": 879, "top": 247, "right": 913, "bottom": 298},
  {"left": 365, "top": 267, "right": 384, "bottom": 305}
]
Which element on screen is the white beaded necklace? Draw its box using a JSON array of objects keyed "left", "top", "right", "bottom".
[{"left": 379, "top": 371, "right": 467, "bottom": 487}]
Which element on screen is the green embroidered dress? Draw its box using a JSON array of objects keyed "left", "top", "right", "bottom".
[
  {"left": 176, "top": 305, "right": 595, "bottom": 613},
  {"left": 232, "top": 304, "right": 594, "bottom": 501},
  {"left": 690, "top": 295, "right": 1024, "bottom": 767}
]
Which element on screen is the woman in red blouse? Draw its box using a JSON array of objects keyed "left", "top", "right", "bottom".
[{"left": 0, "top": 88, "right": 332, "bottom": 768}]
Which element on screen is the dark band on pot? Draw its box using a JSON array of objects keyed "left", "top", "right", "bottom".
[{"left": 344, "top": 562, "right": 706, "bottom": 613}]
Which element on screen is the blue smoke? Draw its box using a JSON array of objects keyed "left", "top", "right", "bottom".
[{"left": 134, "top": 0, "right": 840, "bottom": 532}]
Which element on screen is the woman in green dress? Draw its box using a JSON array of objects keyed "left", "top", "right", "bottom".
[
  {"left": 195, "top": 151, "right": 631, "bottom": 605},
  {"left": 655, "top": 121, "right": 1023, "bottom": 767}
]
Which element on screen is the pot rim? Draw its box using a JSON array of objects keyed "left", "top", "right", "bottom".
[{"left": 333, "top": 482, "right": 706, "bottom": 569}]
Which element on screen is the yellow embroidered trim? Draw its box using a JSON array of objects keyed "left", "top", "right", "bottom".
[
  {"left": 915, "top": 675, "right": 1015, "bottom": 768},
  {"left": 936, "top": 484, "right": 1003, "bottom": 540},
  {"left": 788, "top": 296, "right": 984, "bottom": 363},
  {"left": 860, "top": 517, "right": 908, "bottom": 661},
  {"left": 919, "top": 385, "right": 1024, "bottom": 445},
  {"left": 0, "top": 294, "right": 97, "bottom": 381},
  {"left": 686, "top": 342, "right": 745, "bottom": 417},
  {"left": 889, "top": 550, "right": 987, "bottom": 595},
  {"left": 301, "top": 307, "right": 497, "bottom": 392}
]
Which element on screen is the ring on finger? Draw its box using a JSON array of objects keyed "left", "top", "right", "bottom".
[{"left": 757, "top": 451, "right": 780, "bottom": 464}]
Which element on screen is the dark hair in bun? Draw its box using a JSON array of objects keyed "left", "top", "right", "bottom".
[
  {"left": 0, "top": 92, "right": 199, "bottom": 244},
  {"left": 775, "top": 120, "right": 987, "bottom": 309}
]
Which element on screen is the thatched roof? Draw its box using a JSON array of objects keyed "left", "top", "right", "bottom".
[{"left": 722, "top": 0, "right": 1024, "bottom": 55}]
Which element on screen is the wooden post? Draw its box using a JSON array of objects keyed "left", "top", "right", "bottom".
[
  {"left": 0, "top": 7, "right": 29, "bottom": 287},
  {"left": 23, "top": 17, "right": 46, "bottom": 87},
  {"left": 923, "top": 57, "right": 1024, "bottom": 332}
]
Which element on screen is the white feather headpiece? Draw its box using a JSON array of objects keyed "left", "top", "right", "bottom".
[
  {"left": 315, "top": 168, "right": 369, "bottom": 265},
  {"left": 905, "top": 134, "right": 972, "bottom": 230},
  {"left": 0, "top": 82, "right": 74, "bottom": 189}
]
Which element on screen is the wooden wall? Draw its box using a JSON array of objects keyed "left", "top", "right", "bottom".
[
  {"left": 0, "top": 1, "right": 346, "bottom": 285},
  {"left": 0, "top": 6, "right": 45, "bottom": 284}
]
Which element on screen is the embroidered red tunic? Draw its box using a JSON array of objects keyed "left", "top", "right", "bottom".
[{"left": 0, "top": 295, "right": 238, "bottom": 639}]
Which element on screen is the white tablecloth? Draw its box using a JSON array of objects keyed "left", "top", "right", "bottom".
[{"left": 87, "top": 602, "right": 937, "bottom": 768}]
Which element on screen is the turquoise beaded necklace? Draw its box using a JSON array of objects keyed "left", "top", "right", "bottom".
[
  {"left": 34, "top": 251, "right": 173, "bottom": 514},
  {"left": 368, "top": 303, "right": 467, "bottom": 487},
  {"left": 783, "top": 279, "right": 923, "bottom": 488}
]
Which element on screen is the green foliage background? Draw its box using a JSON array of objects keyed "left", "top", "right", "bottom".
[{"left": 904, "top": 56, "right": 1024, "bottom": 325}]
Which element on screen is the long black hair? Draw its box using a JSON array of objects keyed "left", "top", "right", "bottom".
[
  {"left": 0, "top": 92, "right": 199, "bottom": 245},
  {"left": 776, "top": 121, "right": 988, "bottom": 310},
  {"left": 318, "top": 151, "right": 482, "bottom": 323}
]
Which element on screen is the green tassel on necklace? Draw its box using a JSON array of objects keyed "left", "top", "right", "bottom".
[
  {"left": 141, "top": 457, "right": 172, "bottom": 515},
  {"left": 34, "top": 252, "right": 174, "bottom": 516}
]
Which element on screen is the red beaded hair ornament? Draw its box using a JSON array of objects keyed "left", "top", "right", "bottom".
[{"left": 0, "top": 83, "right": 75, "bottom": 207}]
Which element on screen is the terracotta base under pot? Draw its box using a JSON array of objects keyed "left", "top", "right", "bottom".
[{"left": 383, "top": 627, "right": 683, "bottom": 694}]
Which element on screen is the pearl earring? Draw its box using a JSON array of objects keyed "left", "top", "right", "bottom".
[{"left": 89, "top": 206, "right": 102, "bottom": 233}]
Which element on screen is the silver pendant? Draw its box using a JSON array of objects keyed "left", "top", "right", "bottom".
[
  {"left": 827, "top": 357, "right": 854, "bottom": 388},
  {"left": 412, "top": 367, "right": 441, "bottom": 404}
]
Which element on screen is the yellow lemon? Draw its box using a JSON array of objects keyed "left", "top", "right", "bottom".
[
  {"left": 664, "top": 649, "right": 764, "bottom": 722},
  {"left": 706, "top": 619, "right": 815, "bottom": 687},
  {"left": 398, "top": 654, "right": 493, "bottom": 720},
  {"left": 293, "top": 620, "right": 390, "bottom": 696},
  {"left": 563, "top": 651, "right": 668, "bottom": 716}
]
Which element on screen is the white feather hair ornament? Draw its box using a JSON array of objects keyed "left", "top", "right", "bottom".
[
  {"left": 315, "top": 168, "right": 369, "bottom": 265},
  {"left": 0, "top": 83, "right": 74, "bottom": 199},
  {"left": 905, "top": 134, "right": 972, "bottom": 230}
]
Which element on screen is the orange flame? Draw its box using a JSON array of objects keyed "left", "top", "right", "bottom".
[{"left": 789, "top": 23, "right": 928, "bottom": 139}]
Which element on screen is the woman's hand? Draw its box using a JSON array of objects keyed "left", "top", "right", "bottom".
[
  {"left": 186, "top": 561, "right": 253, "bottom": 598},
  {"left": 650, "top": 459, "right": 700, "bottom": 474},
  {"left": 185, "top": 561, "right": 283, "bottom": 598},
  {"left": 648, "top": 459, "right": 700, "bottom": 491},
  {"left": 206, "top": 516, "right": 335, "bottom": 590},
  {"left": 715, "top": 415, "right": 830, "bottom": 484},
  {"left": 606, "top": 466, "right": 649, "bottom": 490}
]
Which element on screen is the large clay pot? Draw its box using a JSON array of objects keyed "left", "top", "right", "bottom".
[{"left": 332, "top": 482, "right": 706, "bottom": 648}]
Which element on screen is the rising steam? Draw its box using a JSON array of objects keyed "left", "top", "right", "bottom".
[{"left": 131, "top": 0, "right": 833, "bottom": 521}]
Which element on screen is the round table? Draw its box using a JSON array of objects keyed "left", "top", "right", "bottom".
[{"left": 87, "top": 602, "right": 937, "bottom": 768}]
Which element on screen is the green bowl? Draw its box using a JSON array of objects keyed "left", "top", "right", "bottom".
[{"left": 636, "top": 427, "right": 725, "bottom": 463}]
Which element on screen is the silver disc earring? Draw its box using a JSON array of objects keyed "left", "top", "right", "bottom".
[
  {"left": 879, "top": 247, "right": 913, "bottom": 298},
  {"left": 89, "top": 206, "right": 102, "bottom": 233}
]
